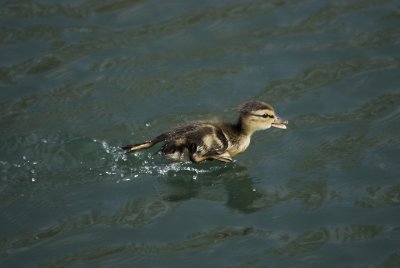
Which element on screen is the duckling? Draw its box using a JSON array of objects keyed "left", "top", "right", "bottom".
[{"left": 122, "top": 101, "right": 288, "bottom": 163}]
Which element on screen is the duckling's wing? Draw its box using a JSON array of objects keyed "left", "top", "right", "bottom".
[
  {"left": 156, "top": 124, "right": 202, "bottom": 159},
  {"left": 185, "top": 124, "right": 233, "bottom": 163},
  {"left": 159, "top": 121, "right": 233, "bottom": 163},
  {"left": 167, "top": 122, "right": 208, "bottom": 139}
]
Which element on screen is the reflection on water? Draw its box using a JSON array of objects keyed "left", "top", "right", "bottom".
[
  {"left": 357, "top": 185, "right": 400, "bottom": 208},
  {"left": 1, "top": 0, "right": 400, "bottom": 267},
  {"left": 5, "top": 223, "right": 397, "bottom": 267}
]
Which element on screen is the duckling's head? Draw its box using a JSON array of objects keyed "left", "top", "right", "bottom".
[{"left": 239, "top": 101, "right": 288, "bottom": 134}]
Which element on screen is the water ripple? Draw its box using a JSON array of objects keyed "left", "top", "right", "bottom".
[
  {"left": 1, "top": 0, "right": 399, "bottom": 266},
  {"left": 259, "top": 58, "right": 400, "bottom": 103},
  {"left": 19, "top": 224, "right": 395, "bottom": 267}
]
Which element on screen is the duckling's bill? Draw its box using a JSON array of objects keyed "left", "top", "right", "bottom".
[{"left": 271, "top": 117, "right": 288, "bottom": 129}]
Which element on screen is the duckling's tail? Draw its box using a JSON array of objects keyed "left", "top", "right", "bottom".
[{"left": 122, "top": 134, "right": 167, "bottom": 154}]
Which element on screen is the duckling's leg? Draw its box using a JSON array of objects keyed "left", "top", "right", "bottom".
[
  {"left": 188, "top": 143, "right": 232, "bottom": 163},
  {"left": 122, "top": 141, "right": 153, "bottom": 153},
  {"left": 209, "top": 152, "right": 233, "bottom": 163},
  {"left": 189, "top": 152, "right": 232, "bottom": 163},
  {"left": 189, "top": 154, "right": 207, "bottom": 163},
  {"left": 122, "top": 134, "right": 167, "bottom": 153}
]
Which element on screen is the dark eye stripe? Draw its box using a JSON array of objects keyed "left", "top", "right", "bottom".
[
  {"left": 250, "top": 113, "right": 274, "bottom": 118},
  {"left": 262, "top": 114, "right": 274, "bottom": 118}
]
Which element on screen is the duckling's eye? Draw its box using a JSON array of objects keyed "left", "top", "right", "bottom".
[{"left": 262, "top": 114, "right": 274, "bottom": 118}]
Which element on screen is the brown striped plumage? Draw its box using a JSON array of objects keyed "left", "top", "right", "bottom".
[{"left": 122, "top": 101, "right": 288, "bottom": 163}]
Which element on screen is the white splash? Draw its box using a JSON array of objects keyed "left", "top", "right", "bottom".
[{"left": 94, "top": 139, "right": 220, "bottom": 181}]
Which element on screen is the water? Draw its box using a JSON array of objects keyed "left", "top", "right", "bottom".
[{"left": 1, "top": 0, "right": 400, "bottom": 267}]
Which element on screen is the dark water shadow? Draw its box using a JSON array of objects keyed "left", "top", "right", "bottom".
[{"left": 160, "top": 162, "right": 263, "bottom": 213}]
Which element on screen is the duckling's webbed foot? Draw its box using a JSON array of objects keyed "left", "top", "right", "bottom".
[
  {"left": 188, "top": 154, "right": 204, "bottom": 163},
  {"left": 209, "top": 152, "right": 233, "bottom": 163},
  {"left": 190, "top": 153, "right": 232, "bottom": 163}
]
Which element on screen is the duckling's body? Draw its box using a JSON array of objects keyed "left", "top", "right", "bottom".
[{"left": 122, "top": 101, "right": 287, "bottom": 163}]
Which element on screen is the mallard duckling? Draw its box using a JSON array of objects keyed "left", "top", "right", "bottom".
[{"left": 122, "top": 101, "right": 288, "bottom": 163}]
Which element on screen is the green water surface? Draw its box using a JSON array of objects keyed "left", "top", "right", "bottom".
[{"left": 1, "top": 0, "right": 400, "bottom": 267}]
